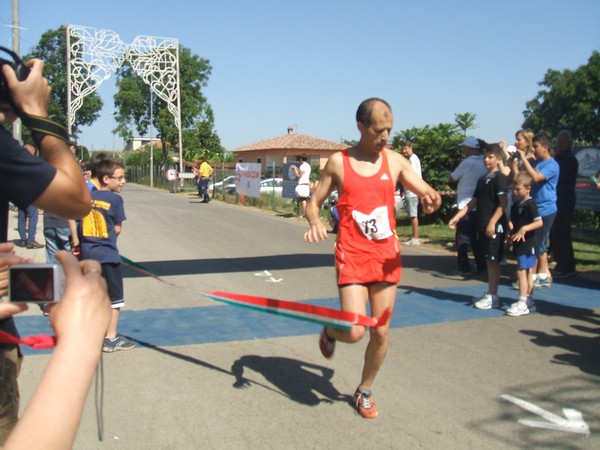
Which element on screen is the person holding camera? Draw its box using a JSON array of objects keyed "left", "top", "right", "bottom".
[
  {"left": 2, "top": 251, "right": 111, "bottom": 449},
  {"left": 0, "top": 52, "right": 92, "bottom": 444}
]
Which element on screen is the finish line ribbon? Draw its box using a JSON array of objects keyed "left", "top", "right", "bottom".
[
  {"left": 120, "top": 256, "right": 391, "bottom": 332},
  {"left": 0, "top": 256, "right": 391, "bottom": 349},
  {"left": 0, "top": 330, "right": 56, "bottom": 349},
  {"left": 203, "top": 291, "right": 391, "bottom": 330}
]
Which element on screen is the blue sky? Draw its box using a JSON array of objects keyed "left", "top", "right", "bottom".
[{"left": 1, "top": 0, "right": 598, "bottom": 151}]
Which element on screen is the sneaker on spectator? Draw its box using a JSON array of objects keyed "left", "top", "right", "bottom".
[
  {"left": 511, "top": 281, "right": 519, "bottom": 290},
  {"left": 506, "top": 302, "right": 529, "bottom": 316},
  {"left": 474, "top": 293, "right": 500, "bottom": 310},
  {"left": 404, "top": 238, "right": 421, "bottom": 246},
  {"left": 103, "top": 335, "right": 135, "bottom": 353},
  {"left": 354, "top": 389, "right": 378, "bottom": 419},
  {"left": 319, "top": 327, "right": 335, "bottom": 359},
  {"left": 534, "top": 277, "right": 551, "bottom": 289},
  {"left": 26, "top": 241, "right": 44, "bottom": 249}
]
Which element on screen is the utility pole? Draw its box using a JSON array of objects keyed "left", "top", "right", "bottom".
[{"left": 11, "top": 0, "right": 21, "bottom": 143}]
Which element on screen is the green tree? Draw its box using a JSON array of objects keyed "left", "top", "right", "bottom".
[
  {"left": 341, "top": 138, "right": 358, "bottom": 147},
  {"left": 393, "top": 123, "right": 465, "bottom": 222},
  {"left": 182, "top": 106, "right": 224, "bottom": 162},
  {"left": 114, "top": 46, "right": 221, "bottom": 166},
  {"left": 124, "top": 145, "right": 175, "bottom": 166},
  {"left": 523, "top": 50, "right": 600, "bottom": 144},
  {"left": 74, "top": 145, "right": 90, "bottom": 162},
  {"left": 454, "top": 112, "right": 477, "bottom": 136},
  {"left": 24, "top": 26, "right": 103, "bottom": 135}
]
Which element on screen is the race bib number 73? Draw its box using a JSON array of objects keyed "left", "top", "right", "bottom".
[{"left": 351, "top": 206, "right": 393, "bottom": 240}]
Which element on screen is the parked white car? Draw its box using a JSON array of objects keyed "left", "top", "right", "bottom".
[
  {"left": 260, "top": 178, "right": 283, "bottom": 197},
  {"left": 208, "top": 175, "right": 236, "bottom": 193}
]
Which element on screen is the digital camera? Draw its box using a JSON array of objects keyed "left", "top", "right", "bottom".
[
  {"left": 6, "top": 263, "right": 66, "bottom": 304},
  {"left": 0, "top": 46, "right": 31, "bottom": 103}
]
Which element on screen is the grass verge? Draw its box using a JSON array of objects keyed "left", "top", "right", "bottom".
[{"left": 395, "top": 221, "right": 600, "bottom": 274}]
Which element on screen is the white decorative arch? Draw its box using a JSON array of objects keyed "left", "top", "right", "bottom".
[
  {"left": 67, "top": 25, "right": 183, "bottom": 171},
  {"left": 127, "top": 36, "right": 181, "bottom": 129},
  {"left": 67, "top": 25, "right": 126, "bottom": 130}
]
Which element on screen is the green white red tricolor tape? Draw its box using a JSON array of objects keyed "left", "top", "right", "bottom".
[{"left": 1, "top": 256, "right": 391, "bottom": 349}]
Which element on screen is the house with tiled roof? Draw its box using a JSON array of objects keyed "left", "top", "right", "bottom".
[{"left": 230, "top": 127, "right": 348, "bottom": 176}]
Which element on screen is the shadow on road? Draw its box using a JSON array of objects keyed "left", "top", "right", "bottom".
[
  {"left": 520, "top": 305, "right": 600, "bottom": 377},
  {"left": 126, "top": 336, "right": 350, "bottom": 406},
  {"left": 231, "top": 355, "right": 351, "bottom": 406},
  {"left": 121, "top": 253, "right": 334, "bottom": 278}
]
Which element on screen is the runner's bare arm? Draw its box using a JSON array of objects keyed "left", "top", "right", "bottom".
[{"left": 304, "top": 153, "right": 342, "bottom": 243}]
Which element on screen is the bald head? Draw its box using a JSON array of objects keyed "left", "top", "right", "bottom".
[{"left": 356, "top": 98, "right": 392, "bottom": 126}]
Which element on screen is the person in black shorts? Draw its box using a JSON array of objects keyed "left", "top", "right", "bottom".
[{"left": 450, "top": 143, "right": 508, "bottom": 310}]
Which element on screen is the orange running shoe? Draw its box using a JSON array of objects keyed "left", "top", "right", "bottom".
[
  {"left": 319, "top": 327, "right": 335, "bottom": 359},
  {"left": 354, "top": 389, "right": 378, "bottom": 419}
]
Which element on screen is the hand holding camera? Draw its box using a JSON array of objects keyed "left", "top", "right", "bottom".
[
  {"left": 3, "top": 252, "right": 111, "bottom": 340},
  {"left": 0, "top": 242, "right": 31, "bottom": 319},
  {"left": 3, "top": 252, "right": 111, "bottom": 449},
  {"left": 47, "top": 252, "right": 111, "bottom": 346},
  {"left": 7, "top": 263, "right": 66, "bottom": 303},
  {"left": 0, "top": 46, "right": 31, "bottom": 105},
  {"left": 0, "top": 46, "right": 53, "bottom": 120}
]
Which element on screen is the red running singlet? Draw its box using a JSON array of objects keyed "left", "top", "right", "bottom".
[{"left": 335, "top": 149, "right": 402, "bottom": 285}]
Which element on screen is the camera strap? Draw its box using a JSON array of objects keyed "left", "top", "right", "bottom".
[{"left": 20, "top": 113, "right": 68, "bottom": 147}]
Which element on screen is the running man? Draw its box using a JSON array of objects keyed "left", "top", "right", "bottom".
[{"left": 303, "top": 98, "right": 441, "bottom": 418}]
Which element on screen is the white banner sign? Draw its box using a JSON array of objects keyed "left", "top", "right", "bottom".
[{"left": 235, "top": 163, "right": 262, "bottom": 198}]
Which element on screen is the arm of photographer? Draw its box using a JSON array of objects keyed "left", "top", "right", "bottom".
[
  {"left": 4, "top": 252, "right": 111, "bottom": 450},
  {"left": 2, "top": 59, "right": 91, "bottom": 219}
]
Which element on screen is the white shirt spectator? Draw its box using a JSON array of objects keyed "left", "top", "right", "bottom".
[
  {"left": 405, "top": 153, "right": 422, "bottom": 198},
  {"left": 450, "top": 154, "right": 487, "bottom": 209},
  {"left": 298, "top": 161, "right": 311, "bottom": 185},
  {"left": 298, "top": 161, "right": 311, "bottom": 184}
]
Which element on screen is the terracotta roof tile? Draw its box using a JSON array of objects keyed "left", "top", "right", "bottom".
[{"left": 232, "top": 133, "right": 348, "bottom": 152}]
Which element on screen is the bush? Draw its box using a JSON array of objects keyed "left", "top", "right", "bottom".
[
  {"left": 573, "top": 210, "right": 600, "bottom": 229},
  {"left": 125, "top": 148, "right": 177, "bottom": 167}
]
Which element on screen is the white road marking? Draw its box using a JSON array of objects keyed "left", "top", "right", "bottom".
[{"left": 501, "top": 394, "right": 590, "bottom": 437}]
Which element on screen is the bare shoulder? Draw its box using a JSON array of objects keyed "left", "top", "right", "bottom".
[
  {"left": 385, "top": 148, "right": 403, "bottom": 163},
  {"left": 385, "top": 148, "right": 409, "bottom": 173}
]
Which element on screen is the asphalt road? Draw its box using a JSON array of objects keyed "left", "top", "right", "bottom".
[{"left": 10, "top": 184, "right": 600, "bottom": 449}]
